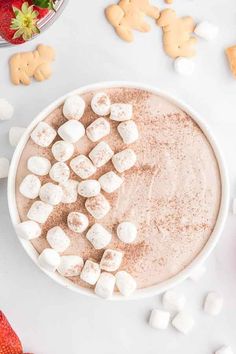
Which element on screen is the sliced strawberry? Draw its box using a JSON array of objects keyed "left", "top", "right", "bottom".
[{"left": 0, "top": 311, "right": 23, "bottom": 354}]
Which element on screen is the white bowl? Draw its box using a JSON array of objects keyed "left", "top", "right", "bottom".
[{"left": 8, "top": 81, "right": 230, "bottom": 300}]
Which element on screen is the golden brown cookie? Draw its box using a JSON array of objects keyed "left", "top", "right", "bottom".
[
  {"left": 226, "top": 46, "right": 236, "bottom": 78},
  {"left": 9, "top": 44, "right": 55, "bottom": 85}
]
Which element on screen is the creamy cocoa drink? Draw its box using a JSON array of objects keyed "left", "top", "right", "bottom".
[{"left": 15, "top": 87, "right": 221, "bottom": 296}]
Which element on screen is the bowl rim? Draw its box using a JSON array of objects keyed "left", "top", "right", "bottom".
[{"left": 7, "top": 81, "right": 230, "bottom": 301}]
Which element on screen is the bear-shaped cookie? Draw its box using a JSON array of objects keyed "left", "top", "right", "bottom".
[
  {"left": 157, "top": 9, "right": 197, "bottom": 58},
  {"left": 9, "top": 44, "right": 55, "bottom": 85},
  {"left": 105, "top": 0, "right": 160, "bottom": 42}
]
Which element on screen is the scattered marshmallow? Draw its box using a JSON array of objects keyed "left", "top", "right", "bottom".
[
  {"left": 100, "top": 249, "right": 123, "bottom": 272},
  {"left": 117, "top": 121, "right": 139, "bottom": 144},
  {"left": 232, "top": 198, "right": 236, "bottom": 214},
  {"left": 38, "top": 248, "right": 60, "bottom": 272},
  {"left": 149, "top": 309, "right": 170, "bottom": 330},
  {"left": 117, "top": 222, "right": 137, "bottom": 243},
  {"left": 9, "top": 126, "right": 26, "bottom": 147},
  {"left": 49, "top": 162, "right": 70, "bottom": 183},
  {"left": 58, "top": 120, "right": 85, "bottom": 143},
  {"left": 27, "top": 201, "right": 53, "bottom": 224},
  {"left": 0, "top": 98, "right": 14, "bottom": 120},
  {"left": 78, "top": 180, "right": 101, "bottom": 198},
  {"left": 162, "top": 290, "right": 186, "bottom": 312},
  {"left": 30, "top": 122, "right": 56, "bottom": 147},
  {"left": 89, "top": 141, "right": 114, "bottom": 168},
  {"left": 172, "top": 312, "right": 195, "bottom": 334},
  {"left": 0, "top": 157, "right": 10, "bottom": 179},
  {"left": 39, "top": 183, "right": 63, "bottom": 206},
  {"left": 174, "top": 57, "right": 195, "bottom": 76},
  {"left": 57, "top": 255, "right": 84, "bottom": 277},
  {"left": 194, "top": 21, "right": 219, "bottom": 41},
  {"left": 85, "top": 194, "right": 111, "bottom": 219},
  {"left": 51, "top": 140, "right": 74, "bottom": 162},
  {"left": 115, "top": 271, "right": 137, "bottom": 297},
  {"left": 95, "top": 272, "right": 116, "bottom": 299},
  {"left": 67, "top": 212, "right": 89, "bottom": 233},
  {"left": 27, "top": 156, "right": 51, "bottom": 176},
  {"left": 98, "top": 171, "right": 123, "bottom": 193},
  {"left": 86, "top": 223, "right": 112, "bottom": 249},
  {"left": 86, "top": 117, "right": 110, "bottom": 142},
  {"left": 189, "top": 265, "right": 206, "bottom": 282},
  {"left": 46, "top": 226, "right": 70, "bottom": 252},
  {"left": 203, "top": 292, "right": 223, "bottom": 316},
  {"left": 19, "top": 174, "right": 41, "bottom": 199},
  {"left": 80, "top": 259, "right": 101, "bottom": 285},
  {"left": 70, "top": 155, "right": 96, "bottom": 179},
  {"left": 110, "top": 103, "right": 133, "bottom": 121},
  {"left": 63, "top": 95, "right": 85, "bottom": 120},
  {"left": 215, "top": 346, "right": 234, "bottom": 354},
  {"left": 112, "top": 148, "right": 137, "bottom": 173},
  {"left": 60, "top": 179, "right": 78, "bottom": 204},
  {"left": 91, "top": 92, "right": 111, "bottom": 116},
  {"left": 15, "top": 220, "right": 41, "bottom": 240}
]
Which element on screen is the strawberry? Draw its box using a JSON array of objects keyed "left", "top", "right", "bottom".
[{"left": 0, "top": 311, "right": 23, "bottom": 354}]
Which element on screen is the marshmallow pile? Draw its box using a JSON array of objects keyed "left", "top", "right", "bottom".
[{"left": 16, "top": 91, "right": 140, "bottom": 299}]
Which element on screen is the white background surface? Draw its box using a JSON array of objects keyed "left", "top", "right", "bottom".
[{"left": 0, "top": 0, "right": 236, "bottom": 353}]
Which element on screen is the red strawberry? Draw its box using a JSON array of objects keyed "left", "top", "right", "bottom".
[{"left": 0, "top": 311, "right": 23, "bottom": 354}]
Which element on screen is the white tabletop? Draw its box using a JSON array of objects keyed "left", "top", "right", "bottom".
[{"left": 0, "top": 1, "right": 236, "bottom": 353}]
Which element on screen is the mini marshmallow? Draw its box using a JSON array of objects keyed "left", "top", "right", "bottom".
[
  {"left": 60, "top": 179, "right": 78, "bottom": 204},
  {"left": 67, "top": 212, "right": 89, "bottom": 233},
  {"left": 58, "top": 120, "right": 85, "bottom": 143},
  {"left": 51, "top": 140, "right": 74, "bottom": 162},
  {"left": 91, "top": 92, "right": 111, "bottom": 116},
  {"left": 85, "top": 194, "right": 110, "bottom": 219},
  {"left": 9, "top": 126, "right": 26, "bottom": 147},
  {"left": 203, "top": 292, "right": 223, "bottom": 316},
  {"left": 0, "top": 157, "right": 10, "bottom": 179},
  {"left": 31, "top": 122, "right": 56, "bottom": 147},
  {"left": 89, "top": 141, "right": 114, "bottom": 168},
  {"left": 98, "top": 171, "right": 123, "bottom": 193},
  {"left": 38, "top": 248, "right": 60, "bottom": 272},
  {"left": 189, "top": 265, "right": 206, "bottom": 282},
  {"left": 39, "top": 183, "right": 63, "bottom": 206},
  {"left": 27, "top": 156, "right": 51, "bottom": 176},
  {"left": 86, "top": 117, "right": 110, "bottom": 142},
  {"left": 112, "top": 148, "right": 137, "bottom": 173},
  {"left": 162, "top": 290, "right": 186, "bottom": 312},
  {"left": 117, "top": 222, "right": 137, "bottom": 243},
  {"left": 215, "top": 346, "right": 234, "bottom": 354},
  {"left": 117, "top": 120, "right": 139, "bottom": 144},
  {"left": 49, "top": 162, "right": 70, "bottom": 183},
  {"left": 46, "top": 226, "right": 70, "bottom": 252},
  {"left": 57, "top": 255, "right": 84, "bottom": 277},
  {"left": 80, "top": 259, "right": 101, "bottom": 285},
  {"left": 110, "top": 103, "right": 133, "bottom": 121},
  {"left": 78, "top": 180, "right": 101, "bottom": 198},
  {"left": 232, "top": 198, "right": 236, "bottom": 214},
  {"left": 174, "top": 57, "right": 195, "bottom": 76},
  {"left": 0, "top": 98, "right": 14, "bottom": 120},
  {"left": 19, "top": 174, "right": 41, "bottom": 199},
  {"left": 100, "top": 249, "right": 123, "bottom": 272},
  {"left": 63, "top": 95, "right": 85, "bottom": 120},
  {"left": 16, "top": 220, "right": 41, "bottom": 240},
  {"left": 27, "top": 201, "right": 53, "bottom": 224},
  {"left": 194, "top": 21, "right": 219, "bottom": 41},
  {"left": 70, "top": 155, "right": 96, "bottom": 179},
  {"left": 115, "top": 271, "right": 137, "bottom": 297},
  {"left": 172, "top": 311, "right": 195, "bottom": 334},
  {"left": 86, "top": 223, "right": 112, "bottom": 250},
  {"left": 95, "top": 272, "right": 116, "bottom": 299},
  {"left": 149, "top": 309, "right": 170, "bottom": 330}
]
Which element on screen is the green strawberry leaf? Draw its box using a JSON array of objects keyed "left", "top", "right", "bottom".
[{"left": 33, "top": 0, "right": 56, "bottom": 10}]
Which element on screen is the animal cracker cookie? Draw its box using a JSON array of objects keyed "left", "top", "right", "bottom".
[
  {"left": 105, "top": 0, "right": 160, "bottom": 42},
  {"left": 226, "top": 46, "right": 236, "bottom": 78},
  {"left": 9, "top": 44, "right": 55, "bottom": 85},
  {"left": 157, "top": 9, "right": 197, "bottom": 58}
]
